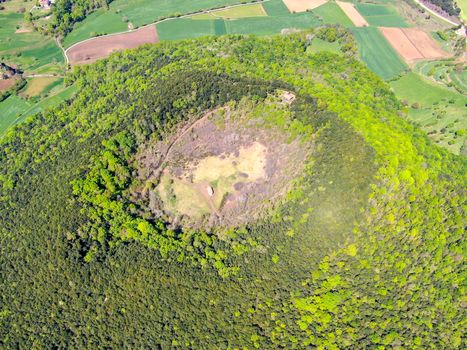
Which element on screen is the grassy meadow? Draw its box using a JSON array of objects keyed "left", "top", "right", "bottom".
[
  {"left": 390, "top": 72, "right": 467, "bottom": 154},
  {"left": 191, "top": 3, "right": 267, "bottom": 19}
]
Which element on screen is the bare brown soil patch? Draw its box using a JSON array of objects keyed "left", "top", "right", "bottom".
[
  {"left": 67, "top": 25, "right": 159, "bottom": 65},
  {"left": 0, "top": 78, "right": 17, "bottom": 92},
  {"left": 401, "top": 28, "right": 449, "bottom": 60},
  {"left": 134, "top": 100, "right": 312, "bottom": 228},
  {"left": 380, "top": 27, "right": 449, "bottom": 64},
  {"left": 283, "top": 0, "right": 327, "bottom": 12},
  {"left": 336, "top": 1, "right": 368, "bottom": 27}
]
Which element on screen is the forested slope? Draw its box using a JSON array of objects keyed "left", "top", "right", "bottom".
[{"left": 0, "top": 32, "right": 465, "bottom": 348}]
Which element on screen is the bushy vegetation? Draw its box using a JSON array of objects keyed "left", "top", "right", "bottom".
[
  {"left": 426, "top": 0, "right": 461, "bottom": 16},
  {"left": 0, "top": 32, "right": 465, "bottom": 349},
  {"left": 49, "top": 0, "right": 112, "bottom": 36}
]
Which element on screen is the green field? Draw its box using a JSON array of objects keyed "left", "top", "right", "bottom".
[
  {"left": 262, "top": 0, "right": 290, "bottom": 16},
  {"left": 0, "top": 85, "right": 77, "bottom": 137},
  {"left": 311, "top": 2, "right": 353, "bottom": 27},
  {"left": 224, "top": 12, "right": 321, "bottom": 35},
  {"left": 355, "top": 3, "right": 408, "bottom": 27},
  {"left": 63, "top": 0, "right": 244, "bottom": 47},
  {"left": 0, "top": 95, "right": 31, "bottom": 135},
  {"left": 0, "top": 11, "right": 64, "bottom": 73},
  {"left": 191, "top": 3, "right": 266, "bottom": 19},
  {"left": 458, "top": 0, "right": 467, "bottom": 21},
  {"left": 157, "top": 19, "right": 226, "bottom": 40},
  {"left": 158, "top": 12, "right": 321, "bottom": 39},
  {"left": 352, "top": 27, "right": 407, "bottom": 80},
  {"left": 62, "top": 9, "right": 129, "bottom": 49},
  {"left": 390, "top": 72, "right": 467, "bottom": 154}
]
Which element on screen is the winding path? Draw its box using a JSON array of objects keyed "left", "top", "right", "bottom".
[{"left": 413, "top": 0, "right": 459, "bottom": 26}]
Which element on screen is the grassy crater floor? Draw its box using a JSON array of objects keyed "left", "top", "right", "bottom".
[{"left": 135, "top": 94, "right": 313, "bottom": 228}]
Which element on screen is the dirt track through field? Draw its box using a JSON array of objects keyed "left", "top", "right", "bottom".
[
  {"left": 67, "top": 25, "right": 159, "bottom": 65},
  {"left": 336, "top": 1, "right": 368, "bottom": 26},
  {"left": 283, "top": 0, "right": 327, "bottom": 12},
  {"left": 379, "top": 27, "right": 449, "bottom": 63}
]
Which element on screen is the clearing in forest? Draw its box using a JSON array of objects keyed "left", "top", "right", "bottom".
[
  {"left": 283, "top": 0, "right": 328, "bottom": 12},
  {"left": 336, "top": 1, "right": 368, "bottom": 27},
  {"left": 135, "top": 95, "right": 313, "bottom": 228},
  {"left": 380, "top": 27, "right": 449, "bottom": 64},
  {"left": 67, "top": 25, "right": 159, "bottom": 65}
]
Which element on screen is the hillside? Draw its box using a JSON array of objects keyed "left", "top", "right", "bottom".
[{"left": 0, "top": 33, "right": 465, "bottom": 349}]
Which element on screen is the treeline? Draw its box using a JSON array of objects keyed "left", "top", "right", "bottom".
[
  {"left": 48, "top": 0, "right": 112, "bottom": 36},
  {"left": 426, "top": 0, "right": 461, "bottom": 16}
]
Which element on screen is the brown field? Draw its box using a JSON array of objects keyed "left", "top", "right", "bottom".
[
  {"left": 0, "top": 78, "right": 17, "bottom": 92},
  {"left": 336, "top": 1, "right": 368, "bottom": 26},
  {"left": 380, "top": 27, "right": 449, "bottom": 63},
  {"left": 20, "top": 77, "right": 60, "bottom": 97},
  {"left": 67, "top": 25, "right": 159, "bottom": 65},
  {"left": 283, "top": 0, "right": 328, "bottom": 12}
]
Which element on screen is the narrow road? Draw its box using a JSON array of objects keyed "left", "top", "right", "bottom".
[
  {"left": 62, "top": 0, "right": 271, "bottom": 63},
  {"left": 413, "top": 0, "right": 459, "bottom": 26}
]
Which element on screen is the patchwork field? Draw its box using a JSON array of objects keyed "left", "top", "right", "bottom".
[
  {"left": 355, "top": 3, "right": 408, "bottom": 27},
  {"left": 390, "top": 72, "right": 467, "bottom": 154},
  {"left": 0, "top": 9, "right": 63, "bottom": 74},
  {"left": 380, "top": 27, "right": 449, "bottom": 64},
  {"left": 311, "top": 1, "right": 353, "bottom": 27},
  {"left": 67, "top": 26, "right": 159, "bottom": 65},
  {"left": 158, "top": 12, "right": 321, "bottom": 39},
  {"left": 352, "top": 27, "right": 407, "bottom": 79},
  {"left": 283, "top": 0, "right": 328, "bottom": 12},
  {"left": 336, "top": 1, "right": 369, "bottom": 26},
  {"left": 62, "top": 0, "right": 243, "bottom": 48},
  {"left": 62, "top": 9, "right": 129, "bottom": 49},
  {"left": 224, "top": 12, "right": 321, "bottom": 35}
]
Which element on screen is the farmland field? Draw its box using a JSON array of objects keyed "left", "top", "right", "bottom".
[
  {"left": 191, "top": 3, "right": 266, "bottom": 19},
  {"left": 355, "top": 3, "right": 408, "bottom": 27},
  {"left": 262, "top": 0, "right": 290, "bottom": 15},
  {"left": 390, "top": 72, "right": 467, "bottom": 154},
  {"left": 224, "top": 12, "right": 321, "bottom": 35},
  {"left": 62, "top": 0, "right": 243, "bottom": 48},
  {"left": 157, "top": 19, "right": 226, "bottom": 40},
  {"left": 20, "top": 77, "right": 63, "bottom": 98},
  {"left": 311, "top": 1, "right": 353, "bottom": 27},
  {"left": 352, "top": 27, "right": 407, "bottom": 80},
  {"left": 0, "top": 11, "right": 63, "bottom": 74},
  {"left": 0, "top": 85, "right": 77, "bottom": 137},
  {"left": 0, "top": 95, "right": 31, "bottom": 136},
  {"left": 67, "top": 26, "right": 159, "bottom": 65},
  {"left": 62, "top": 9, "right": 129, "bottom": 49}
]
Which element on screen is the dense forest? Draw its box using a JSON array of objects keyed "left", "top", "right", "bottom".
[{"left": 0, "top": 29, "right": 465, "bottom": 348}]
